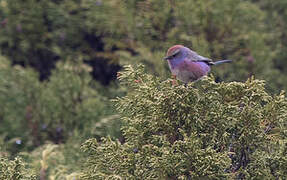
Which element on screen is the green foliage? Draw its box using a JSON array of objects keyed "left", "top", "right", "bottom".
[
  {"left": 81, "top": 65, "right": 287, "bottom": 179},
  {"left": 20, "top": 143, "right": 83, "bottom": 180},
  {"left": 0, "top": 54, "right": 121, "bottom": 178},
  {"left": 0, "top": 56, "right": 120, "bottom": 152},
  {"left": 0, "top": 156, "right": 36, "bottom": 180},
  {"left": 0, "top": 0, "right": 287, "bottom": 92},
  {"left": 1, "top": 0, "right": 287, "bottom": 178}
]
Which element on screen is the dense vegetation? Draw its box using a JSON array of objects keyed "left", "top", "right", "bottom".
[{"left": 0, "top": 0, "right": 287, "bottom": 179}]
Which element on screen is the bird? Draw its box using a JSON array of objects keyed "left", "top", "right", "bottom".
[{"left": 164, "top": 45, "right": 231, "bottom": 83}]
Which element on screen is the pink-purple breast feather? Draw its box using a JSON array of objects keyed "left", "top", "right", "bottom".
[{"left": 171, "top": 59, "right": 211, "bottom": 82}]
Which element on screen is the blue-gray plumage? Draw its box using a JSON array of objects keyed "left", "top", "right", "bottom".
[{"left": 164, "top": 45, "right": 231, "bottom": 83}]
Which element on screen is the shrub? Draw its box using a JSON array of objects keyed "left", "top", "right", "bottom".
[
  {"left": 81, "top": 65, "right": 287, "bottom": 179},
  {"left": 1, "top": 0, "right": 286, "bottom": 92},
  {"left": 0, "top": 56, "right": 120, "bottom": 152},
  {"left": 0, "top": 156, "right": 36, "bottom": 180}
]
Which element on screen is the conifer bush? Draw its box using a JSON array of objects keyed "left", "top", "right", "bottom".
[
  {"left": 1, "top": 0, "right": 287, "bottom": 92},
  {"left": 0, "top": 56, "right": 120, "bottom": 152},
  {"left": 1, "top": 0, "right": 287, "bottom": 178},
  {"left": 81, "top": 65, "right": 287, "bottom": 179},
  {"left": 0, "top": 156, "right": 36, "bottom": 180},
  {"left": 21, "top": 143, "right": 83, "bottom": 179}
]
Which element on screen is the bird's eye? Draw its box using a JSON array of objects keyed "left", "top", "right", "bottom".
[{"left": 171, "top": 50, "right": 180, "bottom": 57}]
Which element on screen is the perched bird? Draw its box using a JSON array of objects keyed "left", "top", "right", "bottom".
[{"left": 164, "top": 45, "right": 231, "bottom": 83}]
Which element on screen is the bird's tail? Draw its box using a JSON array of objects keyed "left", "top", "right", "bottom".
[{"left": 212, "top": 60, "right": 232, "bottom": 66}]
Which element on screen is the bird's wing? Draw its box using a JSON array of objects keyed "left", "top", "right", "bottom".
[{"left": 188, "top": 51, "right": 215, "bottom": 65}]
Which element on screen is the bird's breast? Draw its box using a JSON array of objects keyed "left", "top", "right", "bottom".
[{"left": 169, "top": 60, "right": 211, "bottom": 83}]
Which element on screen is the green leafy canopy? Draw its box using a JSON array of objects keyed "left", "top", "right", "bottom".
[{"left": 81, "top": 65, "right": 287, "bottom": 179}]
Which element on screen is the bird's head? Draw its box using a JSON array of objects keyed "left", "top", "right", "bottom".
[{"left": 164, "top": 45, "right": 188, "bottom": 61}]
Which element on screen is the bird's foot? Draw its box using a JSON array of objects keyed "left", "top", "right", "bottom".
[
  {"left": 171, "top": 75, "right": 178, "bottom": 86},
  {"left": 172, "top": 79, "right": 178, "bottom": 86}
]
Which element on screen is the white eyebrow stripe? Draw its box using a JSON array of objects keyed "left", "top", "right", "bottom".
[{"left": 171, "top": 49, "right": 180, "bottom": 56}]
